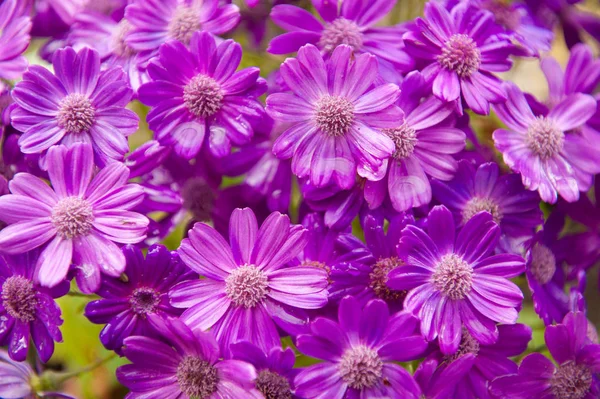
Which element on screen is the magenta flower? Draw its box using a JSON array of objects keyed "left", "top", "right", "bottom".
[
  {"left": 0, "top": 0, "right": 31, "bottom": 82},
  {"left": 138, "top": 31, "right": 266, "bottom": 159},
  {"left": 388, "top": 205, "right": 525, "bottom": 354},
  {"left": 170, "top": 207, "right": 328, "bottom": 355},
  {"left": 0, "top": 143, "right": 149, "bottom": 293},
  {"left": 10, "top": 47, "right": 139, "bottom": 166},
  {"left": 266, "top": 44, "right": 402, "bottom": 189}
]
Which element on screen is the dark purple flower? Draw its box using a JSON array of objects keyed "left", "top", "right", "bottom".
[
  {"left": 388, "top": 205, "right": 525, "bottom": 354},
  {"left": 0, "top": 250, "right": 68, "bottom": 363},
  {"left": 266, "top": 44, "right": 402, "bottom": 189},
  {"left": 491, "top": 311, "right": 600, "bottom": 399},
  {"left": 124, "top": 140, "right": 171, "bottom": 179},
  {"left": 138, "top": 31, "right": 266, "bottom": 159},
  {"left": 84, "top": 244, "right": 195, "bottom": 352},
  {"left": 0, "top": 0, "right": 31, "bottom": 82},
  {"left": 414, "top": 353, "right": 476, "bottom": 399},
  {"left": 294, "top": 296, "right": 426, "bottom": 398},
  {"left": 0, "top": 143, "right": 149, "bottom": 293},
  {"left": 10, "top": 47, "right": 139, "bottom": 166},
  {"left": 170, "top": 208, "right": 328, "bottom": 355},
  {"left": 403, "top": 1, "right": 513, "bottom": 115},
  {"left": 117, "top": 318, "right": 262, "bottom": 398}
]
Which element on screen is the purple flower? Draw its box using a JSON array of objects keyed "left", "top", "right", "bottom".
[
  {"left": 294, "top": 296, "right": 426, "bottom": 398},
  {"left": 84, "top": 244, "right": 195, "bottom": 352},
  {"left": 0, "top": 250, "right": 67, "bottom": 363},
  {"left": 117, "top": 318, "right": 262, "bottom": 399},
  {"left": 138, "top": 31, "right": 266, "bottom": 159},
  {"left": 125, "top": 140, "right": 171, "bottom": 179},
  {"left": 403, "top": 1, "right": 513, "bottom": 115},
  {"left": 169, "top": 207, "right": 328, "bottom": 355},
  {"left": 0, "top": 0, "right": 31, "bottom": 82},
  {"left": 0, "top": 143, "right": 149, "bottom": 293},
  {"left": 491, "top": 311, "right": 600, "bottom": 399},
  {"left": 493, "top": 82, "right": 600, "bottom": 203},
  {"left": 266, "top": 44, "right": 402, "bottom": 189},
  {"left": 0, "top": 349, "right": 35, "bottom": 398},
  {"left": 302, "top": 180, "right": 367, "bottom": 230},
  {"left": 414, "top": 353, "right": 476, "bottom": 399},
  {"left": 10, "top": 47, "right": 139, "bottom": 166},
  {"left": 388, "top": 205, "right": 525, "bottom": 354}
]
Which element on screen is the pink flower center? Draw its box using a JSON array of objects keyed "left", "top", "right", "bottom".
[
  {"left": 176, "top": 356, "right": 219, "bottom": 399},
  {"left": 339, "top": 345, "right": 383, "bottom": 389},
  {"left": 2, "top": 276, "right": 38, "bottom": 322},
  {"left": 57, "top": 93, "right": 96, "bottom": 134},
  {"left": 529, "top": 243, "right": 556, "bottom": 285},
  {"left": 438, "top": 34, "right": 481, "bottom": 78},
  {"left": 181, "top": 177, "right": 215, "bottom": 222},
  {"left": 369, "top": 256, "right": 406, "bottom": 302},
  {"left": 431, "top": 254, "right": 473, "bottom": 300},
  {"left": 256, "top": 370, "right": 292, "bottom": 399},
  {"left": 319, "top": 17, "right": 364, "bottom": 53},
  {"left": 315, "top": 95, "right": 355, "bottom": 137},
  {"left": 129, "top": 287, "right": 161, "bottom": 315},
  {"left": 526, "top": 117, "right": 564, "bottom": 160},
  {"left": 551, "top": 361, "right": 592, "bottom": 399},
  {"left": 383, "top": 123, "right": 418, "bottom": 160},
  {"left": 51, "top": 197, "right": 95, "bottom": 239},
  {"left": 462, "top": 197, "right": 502, "bottom": 224},
  {"left": 225, "top": 265, "right": 268, "bottom": 308},
  {"left": 445, "top": 327, "right": 480, "bottom": 362},
  {"left": 168, "top": 5, "right": 201, "bottom": 45},
  {"left": 112, "top": 20, "right": 135, "bottom": 58},
  {"left": 183, "top": 75, "right": 224, "bottom": 118}
]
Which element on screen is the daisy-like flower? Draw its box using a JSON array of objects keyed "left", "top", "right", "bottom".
[
  {"left": 491, "top": 311, "right": 600, "bottom": 399},
  {"left": 10, "top": 47, "right": 139, "bottom": 166},
  {"left": 117, "top": 318, "right": 262, "bottom": 399},
  {"left": 169, "top": 207, "right": 328, "bottom": 355},
  {"left": 0, "top": 0, "right": 31, "bottom": 83},
  {"left": 84, "top": 244, "right": 195, "bottom": 352},
  {"left": 493, "top": 82, "right": 600, "bottom": 203},
  {"left": 388, "top": 205, "right": 526, "bottom": 354},
  {"left": 403, "top": 1, "right": 513, "bottom": 115},
  {"left": 294, "top": 296, "right": 426, "bottom": 399},
  {"left": 138, "top": 31, "right": 266, "bottom": 159},
  {"left": 0, "top": 250, "right": 67, "bottom": 363},
  {"left": 0, "top": 349, "right": 37, "bottom": 399},
  {"left": 414, "top": 352, "right": 476, "bottom": 399},
  {"left": 0, "top": 143, "right": 149, "bottom": 293},
  {"left": 266, "top": 44, "right": 402, "bottom": 189}
]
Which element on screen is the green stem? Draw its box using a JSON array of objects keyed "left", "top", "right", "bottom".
[
  {"left": 66, "top": 290, "right": 90, "bottom": 298},
  {"left": 54, "top": 352, "right": 117, "bottom": 384}
]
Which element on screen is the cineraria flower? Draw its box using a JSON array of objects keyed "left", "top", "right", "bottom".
[
  {"left": 493, "top": 82, "right": 600, "bottom": 203},
  {"left": 268, "top": 0, "right": 414, "bottom": 72},
  {"left": 0, "top": 349, "right": 36, "bottom": 399},
  {"left": 125, "top": 140, "right": 171, "bottom": 179},
  {"left": 117, "top": 318, "right": 262, "bottom": 398},
  {"left": 0, "top": 0, "right": 31, "bottom": 82},
  {"left": 403, "top": 1, "right": 513, "bottom": 115},
  {"left": 491, "top": 311, "right": 600, "bottom": 399},
  {"left": 295, "top": 296, "right": 426, "bottom": 398},
  {"left": 414, "top": 353, "right": 476, "bottom": 399},
  {"left": 364, "top": 71, "right": 466, "bottom": 212},
  {"left": 230, "top": 342, "right": 298, "bottom": 399},
  {"left": 0, "top": 250, "right": 67, "bottom": 363},
  {"left": 85, "top": 244, "right": 195, "bottom": 352},
  {"left": 302, "top": 179, "right": 367, "bottom": 230},
  {"left": 138, "top": 31, "right": 266, "bottom": 159},
  {"left": 432, "top": 160, "right": 543, "bottom": 241},
  {"left": 267, "top": 44, "right": 402, "bottom": 189},
  {"left": 388, "top": 205, "right": 526, "bottom": 353},
  {"left": 10, "top": 47, "right": 139, "bottom": 166},
  {"left": 170, "top": 207, "right": 328, "bottom": 355},
  {"left": 0, "top": 143, "right": 148, "bottom": 293}
]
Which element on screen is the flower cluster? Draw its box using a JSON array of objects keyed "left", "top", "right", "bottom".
[{"left": 0, "top": 0, "right": 599, "bottom": 398}]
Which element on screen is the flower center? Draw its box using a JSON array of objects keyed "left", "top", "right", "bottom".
[
  {"left": 462, "top": 197, "right": 502, "bottom": 225},
  {"left": 383, "top": 123, "right": 418, "bottom": 160},
  {"left": 551, "top": 361, "right": 592, "bottom": 399},
  {"left": 318, "top": 17, "right": 364, "bottom": 54},
  {"left": 181, "top": 177, "right": 216, "bottom": 222},
  {"left": 339, "top": 345, "right": 383, "bottom": 390},
  {"left": 129, "top": 287, "right": 161, "bottom": 316},
  {"left": 168, "top": 5, "right": 201, "bottom": 45},
  {"left": 431, "top": 254, "right": 473, "bottom": 300},
  {"left": 256, "top": 370, "right": 292, "bottom": 399},
  {"left": 112, "top": 20, "right": 135, "bottom": 58},
  {"left": 369, "top": 257, "right": 407, "bottom": 302},
  {"left": 1, "top": 276, "right": 38, "bottom": 322},
  {"left": 225, "top": 265, "right": 268, "bottom": 308},
  {"left": 183, "top": 75, "right": 224, "bottom": 118},
  {"left": 529, "top": 243, "right": 556, "bottom": 285},
  {"left": 526, "top": 117, "right": 564, "bottom": 160},
  {"left": 445, "top": 327, "right": 480, "bottom": 362},
  {"left": 176, "top": 356, "right": 219, "bottom": 399},
  {"left": 57, "top": 93, "right": 96, "bottom": 134},
  {"left": 51, "top": 196, "right": 95, "bottom": 239},
  {"left": 315, "top": 95, "right": 355, "bottom": 137},
  {"left": 437, "top": 34, "right": 481, "bottom": 78}
]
